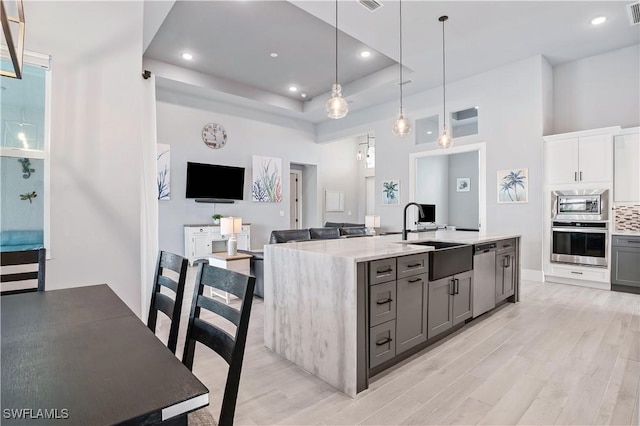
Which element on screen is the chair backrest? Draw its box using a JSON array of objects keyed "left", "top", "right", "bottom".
[
  {"left": 269, "top": 229, "right": 311, "bottom": 244},
  {"left": 182, "top": 263, "right": 256, "bottom": 426},
  {"left": 147, "top": 251, "right": 188, "bottom": 354},
  {"left": 1, "top": 249, "right": 46, "bottom": 295},
  {"left": 309, "top": 227, "right": 340, "bottom": 240},
  {"left": 339, "top": 226, "right": 368, "bottom": 236}
]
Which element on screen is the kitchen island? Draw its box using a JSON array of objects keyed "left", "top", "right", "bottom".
[{"left": 264, "top": 231, "right": 520, "bottom": 397}]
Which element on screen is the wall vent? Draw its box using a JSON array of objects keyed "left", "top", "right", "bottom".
[
  {"left": 628, "top": 2, "right": 640, "bottom": 25},
  {"left": 359, "top": 0, "right": 383, "bottom": 13}
]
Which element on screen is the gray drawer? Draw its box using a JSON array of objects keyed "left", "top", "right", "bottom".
[
  {"left": 496, "top": 238, "right": 516, "bottom": 252},
  {"left": 369, "top": 320, "right": 396, "bottom": 368},
  {"left": 397, "top": 253, "right": 429, "bottom": 279},
  {"left": 370, "top": 281, "right": 396, "bottom": 327},
  {"left": 369, "top": 258, "right": 397, "bottom": 285},
  {"left": 612, "top": 235, "right": 640, "bottom": 248}
]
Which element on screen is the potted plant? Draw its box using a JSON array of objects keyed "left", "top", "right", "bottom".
[{"left": 212, "top": 214, "right": 223, "bottom": 225}]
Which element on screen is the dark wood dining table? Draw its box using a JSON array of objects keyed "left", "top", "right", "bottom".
[{"left": 1, "top": 284, "right": 209, "bottom": 425}]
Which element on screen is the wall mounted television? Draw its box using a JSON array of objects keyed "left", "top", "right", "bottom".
[
  {"left": 185, "top": 162, "right": 245, "bottom": 202},
  {"left": 418, "top": 204, "right": 436, "bottom": 223}
]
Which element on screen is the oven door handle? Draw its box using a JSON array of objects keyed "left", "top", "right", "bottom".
[{"left": 552, "top": 227, "right": 608, "bottom": 234}]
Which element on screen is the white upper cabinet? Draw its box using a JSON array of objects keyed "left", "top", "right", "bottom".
[
  {"left": 544, "top": 127, "right": 619, "bottom": 185},
  {"left": 544, "top": 137, "right": 579, "bottom": 185},
  {"left": 614, "top": 129, "right": 640, "bottom": 202}
]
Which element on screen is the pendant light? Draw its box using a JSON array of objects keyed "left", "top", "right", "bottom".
[
  {"left": 437, "top": 15, "right": 451, "bottom": 149},
  {"left": 326, "top": 0, "right": 348, "bottom": 119},
  {"left": 392, "top": 0, "right": 411, "bottom": 137}
]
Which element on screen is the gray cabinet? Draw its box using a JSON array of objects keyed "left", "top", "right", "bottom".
[
  {"left": 611, "top": 236, "right": 640, "bottom": 288},
  {"left": 496, "top": 244, "right": 515, "bottom": 302},
  {"left": 370, "top": 320, "right": 396, "bottom": 367},
  {"left": 368, "top": 253, "right": 428, "bottom": 368},
  {"left": 452, "top": 270, "right": 473, "bottom": 325},
  {"left": 427, "top": 276, "right": 453, "bottom": 339},
  {"left": 396, "top": 273, "right": 428, "bottom": 354},
  {"left": 428, "top": 270, "right": 473, "bottom": 340},
  {"left": 370, "top": 281, "right": 396, "bottom": 327}
]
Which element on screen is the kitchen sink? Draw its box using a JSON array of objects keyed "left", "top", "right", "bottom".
[
  {"left": 408, "top": 241, "right": 473, "bottom": 281},
  {"left": 407, "top": 241, "right": 468, "bottom": 250}
]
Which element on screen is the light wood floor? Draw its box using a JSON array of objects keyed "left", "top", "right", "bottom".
[{"left": 158, "top": 268, "right": 640, "bottom": 425}]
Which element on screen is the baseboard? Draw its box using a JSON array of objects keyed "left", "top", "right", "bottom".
[{"left": 522, "top": 269, "right": 544, "bottom": 282}]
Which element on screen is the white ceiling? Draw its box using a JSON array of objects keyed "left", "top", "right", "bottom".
[{"left": 145, "top": 1, "right": 639, "bottom": 124}]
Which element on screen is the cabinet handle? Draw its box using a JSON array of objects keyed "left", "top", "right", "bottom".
[
  {"left": 377, "top": 267, "right": 393, "bottom": 275},
  {"left": 454, "top": 278, "right": 460, "bottom": 294},
  {"left": 574, "top": 171, "right": 578, "bottom": 182},
  {"left": 376, "top": 337, "right": 393, "bottom": 346},
  {"left": 503, "top": 244, "right": 512, "bottom": 248},
  {"left": 579, "top": 171, "right": 583, "bottom": 181},
  {"left": 626, "top": 240, "right": 640, "bottom": 244},
  {"left": 450, "top": 280, "right": 455, "bottom": 296},
  {"left": 408, "top": 278, "right": 422, "bottom": 283},
  {"left": 376, "top": 298, "right": 393, "bottom": 305},
  {"left": 570, "top": 271, "right": 583, "bottom": 275},
  {"left": 407, "top": 263, "right": 422, "bottom": 268}
]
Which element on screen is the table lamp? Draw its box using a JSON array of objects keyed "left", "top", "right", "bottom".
[
  {"left": 220, "top": 217, "right": 242, "bottom": 256},
  {"left": 365, "top": 215, "right": 380, "bottom": 235}
]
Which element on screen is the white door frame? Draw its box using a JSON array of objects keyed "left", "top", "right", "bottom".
[
  {"left": 290, "top": 169, "right": 303, "bottom": 229},
  {"left": 408, "top": 142, "right": 487, "bottom": 230}
]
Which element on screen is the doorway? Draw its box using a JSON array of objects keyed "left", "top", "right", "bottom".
[
  {"left": 409, "top": 142, "right": 486, "bottom": 230},
  {"left": 290, "top": 169, "right": 303, "bottom": 229}
]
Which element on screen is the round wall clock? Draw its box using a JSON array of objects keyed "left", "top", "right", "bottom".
[{"left": 202, "top": 123, "right": 227, "bottom": 149}]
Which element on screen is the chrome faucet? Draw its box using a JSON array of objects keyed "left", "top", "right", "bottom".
[{"left": 403, "top": 202, "right": 424, "bottom": 241}]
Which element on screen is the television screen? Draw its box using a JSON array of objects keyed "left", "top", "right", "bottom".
[
  {"left": 186, "top": 162, "right": 245, "bottom": 200},
  {"left": 418, "top": 204, "right": 436, "bottom": 223}
]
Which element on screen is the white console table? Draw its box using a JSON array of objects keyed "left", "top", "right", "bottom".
[
  {"left": 208, "top": 252, "right": 252, "bottom": 304},
  {"left": 184, "top": 224, "right": 250, "bottom": 266}
]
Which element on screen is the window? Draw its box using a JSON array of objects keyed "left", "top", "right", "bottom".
[{"left": 0, "top": 53, "right": 51, "bottom": 253}]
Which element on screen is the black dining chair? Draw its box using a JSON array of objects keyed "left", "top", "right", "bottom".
[
  {"left": 147, "top": 251, "right": 188, "bottom": 354},
  {"left": 182, "top": 263, "right": 256, "bottom": 426},
  {"left": 1, "top": 248, "right": 46, "bottom": 295}
]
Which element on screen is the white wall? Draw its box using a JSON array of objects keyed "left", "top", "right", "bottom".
[
  {"left": 23, "top": 1, "right": 145, "bottom": 315},
  {"left": 553, "top": 44, "right": 640, "bottom": 134},
  {"left": 156, "top": 91, "right": 325, "bottom": 253},
  {"left": 416, "top": 156, "right": 449, "bottom": 224},
  {"left": 320, "top": 136, "right": 363, "bottom": 225},
  {"left": 448, "top": 151, "right": 479, "bottom": 230},
  {"left": 314, "top": 56, "right": 547, "bottom": 272}
]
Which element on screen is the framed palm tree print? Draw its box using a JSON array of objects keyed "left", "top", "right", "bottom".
[
  {"left": 382, "top": 179, "right": 400, "bottom": 205},
  {"left": 497, "top": 168, "right": 528, "bottom": 203}
]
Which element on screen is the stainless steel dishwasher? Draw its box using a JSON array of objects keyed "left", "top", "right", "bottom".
[{"left": 473, "top": 242, "right": 497, "bottom": 317}]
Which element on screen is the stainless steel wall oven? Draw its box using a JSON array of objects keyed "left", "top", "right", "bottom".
[{"left": 551, "top": 221, "right": 608, "bottom": 267}]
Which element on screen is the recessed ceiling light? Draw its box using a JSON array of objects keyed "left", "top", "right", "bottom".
[
  {"left": 289, "top": 86, "right": 298, "bottom": 92},
  {"left": 181, "top": 52, "right": 193, "bottom": 60},
  {"left": 427, "top": 131, "right": 433, "bottom": 135},
  {"left": 360, "top": 51, "right": 371, "bottom": 58},
  {"left": 474, "top": 106, "right": 479, "bottom": 109},
  {"left": 270, "top": 52, "right": 278, "bottom": 58},
  {"left": 301, "top": 93, "right": 307, "bottom": 98},
  {"left": 591, "top": 16, "right": 607, "bottom": 25}
]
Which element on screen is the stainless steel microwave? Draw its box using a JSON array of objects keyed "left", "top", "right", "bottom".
[{"left": 551, "top": 189, "right": 608, "bottom": 221}]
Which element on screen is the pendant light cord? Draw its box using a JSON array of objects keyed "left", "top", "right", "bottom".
[
  {"left": 335, "top": 0, "right": 339, "bottom": 85},
  {"left": 399, "top": 0, "right": 403, "bottom": 111},
  {"left": 441, "top": 16, "right": 447, "bottom": 130}
]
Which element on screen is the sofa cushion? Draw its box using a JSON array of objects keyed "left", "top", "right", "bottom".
[
  {"left": 269, "top": 229, "right": 311, "bottom": 244},
  {"left": 324, "top": 222, "right": 365, "bottom": 228},
  {"left": 339, "top": 227, "right": 368, "bottom": 236},
  {"left": 309, "top": 227, "right": 340, "bottom": 240}
]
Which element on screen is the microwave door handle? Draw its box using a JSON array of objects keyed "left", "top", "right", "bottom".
[{"left": 552, "top": 227, "right": 607, "bottom": 234}]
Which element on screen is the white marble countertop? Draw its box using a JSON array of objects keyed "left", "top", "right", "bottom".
[
  {"left": 611, "top": 231, "right": 640, "bottom": 237},
  {"left": 269, "top": 231, "right": 520, "bottom": 262}
]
